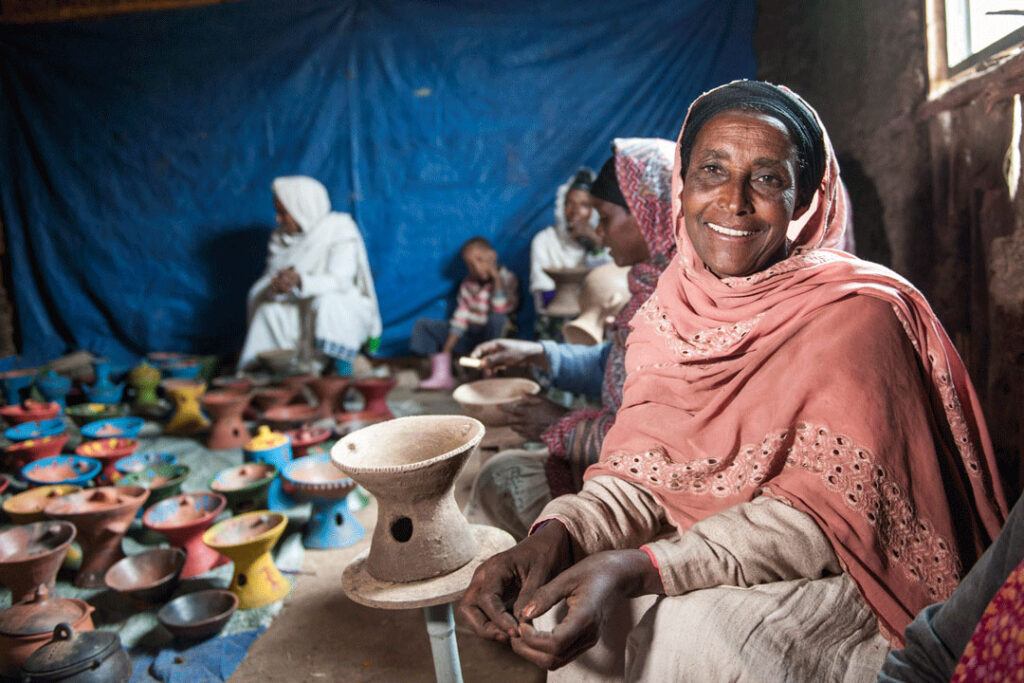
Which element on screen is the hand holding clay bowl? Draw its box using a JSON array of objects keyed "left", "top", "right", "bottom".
[
  {"left": 202, "top": 511, "right": 290, "bottom": 609},
  {"left": 282, "top": 454, "right": 362, "bottom": 549},
  {"left": 114, "top": 452, "right": 177, "bottom": 477},
  {"left": 4, "top": 418, "right": 66, "bottom": 442},
  {"left": 351, "top": 376, "right": 397, "bottom": 418},
  {"left": 74, "top": 438, "right": 139, "bottom": 485},
  {"left": 0, "top": 585, "right": 95, "bottom": 678},
  {"left": 0, "top": 520, "right": 76, "bottom": 603},
  {"left": 43, "top": 485, "right": 150, "bottom": 588},
  {"left": 22, "top": 456, "right": 101, "bottom": 488},
  {"left": 5, "top": 434, "right": 70, "bottom": 472},
  {"left": 158, "top": 589, "right": 237, "bottom": 641},
  {"left": 452, "top": 377, "right": 542, "bottom": 427},
  {"left": 257, "top": 348, "right": 297, "bottom": 375},
  {"left": 210, "top": 463, "right": 278, "bottom": 515},
  {"left": 80, "top": 417, "right": 145, "bottom": 440},
  {"left": 104, "top": 547, "right": 186, "bottom": 604},
  {"left": 3, "top": 485, "right": 82, "bottom": 524},
  {"left": 65, "top": 403, "right": 128, "bottom": 428},
  {"left": 285, "top": 426, "right": 331, "bottom": 458},
  {"left": 262, "top": 404, "right": 319, "bottom": 431},
  {"left": 0, "top": 401, "right": 61, "bottom": 427},
  {"left": 120, "top": 464, "right": 191, "bottom": 513},
  {"left": 143, "top": 492, "right": 227, "bottom": 579}
]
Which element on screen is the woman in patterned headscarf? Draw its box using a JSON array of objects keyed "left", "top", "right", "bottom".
[
  {"left": 460, "top": 81, "right": 1007, "bottom": 681},
  {"left": 465, "top": 138, "right": 677, "bottom": 539}
]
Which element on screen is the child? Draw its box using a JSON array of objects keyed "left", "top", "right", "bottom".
[{"left": 411, "top": 237, "right": 519, "bottom": 389}]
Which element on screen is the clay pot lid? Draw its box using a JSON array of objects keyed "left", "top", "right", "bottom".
[
  {"left": 245, "top": 425, "right": 288, "bottom": 451},
  {"left": 21, "top": 622, "right": 123, "bottom": 679},
  {"left": 0, "top": 586, "right": 90, "bottom": 636},
  {"left": 332, "top": 414, "right": 484, "bottom": 474},
  {"left": 44, "top": 486, "right": 148, "bottom": 516},
  {"left": 0, "top": 521, "right": 76, "bottom": 563},
  {"left": 285, "top": 426, "right": 331, "bottom": 447},
  {"left": 211, "top": 463, "right": 277, "bottom": 492},
  {"left": 204, "top": 512, "right": 286, "bottom": 548},
  {"left": 452, "top": 378, "right": 541, "bottom": 406},
  {"left": 74, "top": 438, "right": 138, "bottom": 459}
]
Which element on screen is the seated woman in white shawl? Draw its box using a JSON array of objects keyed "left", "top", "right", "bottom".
[{"left": 238, "top": 176, "right": 382, "bottom": 375}]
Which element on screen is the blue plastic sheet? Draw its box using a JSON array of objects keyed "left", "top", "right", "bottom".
[{"left": 0, "top": 0, "right": 755, "bottom": 363}]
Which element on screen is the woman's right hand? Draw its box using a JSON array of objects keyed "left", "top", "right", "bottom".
[
  {"left": 470, "top": 339, "right": 548, "bottom": 371},
  {"left": 458, "top": 521, "right": 574, "bottom": 643}
]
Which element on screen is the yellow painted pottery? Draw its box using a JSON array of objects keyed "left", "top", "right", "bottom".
[
  {"left": 129, "top": 363, "right": 162, "bottom": 413},
  {"left": 162, "top": 379, "right": 209, "bottom": 435},
  {"left": 202, "top": 511, "right": 289, "bottom": 609},
  {"left": 3, "top": 485, "right": 82, "bottom": 525}
]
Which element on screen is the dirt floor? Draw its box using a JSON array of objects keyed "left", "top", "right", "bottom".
[{"left": 230, "top": 382, "right": 546, "bottom": 682}]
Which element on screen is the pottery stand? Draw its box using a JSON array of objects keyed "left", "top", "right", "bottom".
[
  {"left": 129, "top": 363, "right": 163, "bottom": 416},
  {"left": 243, "top": 426, "right": 295, "bottom": 510},
  {"left": 351, "top": 377, "right": 396, "bottom": 419},
  {"left": 333, "top": 415, "right": 515, "bottom": 682},
  {"left": 162, "top": 379, "right": 210, "bottom": 435},
  {"left": 142, "top": 492, "right": 228, "bottom": 579},
  {"left": 308, "top": 376, "right": 349, "bottom": 418},
  {"left": 562, "top": 262, "right": 631, "bottom": 345},
  {"left": 202, "top": 511, "right": 290, "bottom": 609},
  {"left": 200, "top": 391, "right": 252, "bottom": 450},
  {"left": 282, "top": 454, "right": 362, "bottom": 549},
  {"left": 0, "top": 521, "right": 76, "bottom": 603},
  {"left": 540, "top": 266, "right": 590, "bottom": 317}
]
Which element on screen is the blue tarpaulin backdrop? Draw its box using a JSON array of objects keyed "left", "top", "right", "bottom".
[{"left": 0, "top": 0, "right": 755, "bottom": 364}]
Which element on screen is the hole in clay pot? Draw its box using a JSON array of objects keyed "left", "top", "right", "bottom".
[
  {"left": 390, "top": 517, "right": 413, "bottom": 542},
  {"left": 233, "top": 428, "right": 240, "bottom": 436},
  {"left": 335, "top": 512, "right": 344, "bottom": 526},
  {"left": 238, "top": 573, "right": 247, "bottom": 587}
]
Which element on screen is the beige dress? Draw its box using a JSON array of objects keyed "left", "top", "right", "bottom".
[{"left": 534, "top": 476, "right": 891, "bottom": 682}]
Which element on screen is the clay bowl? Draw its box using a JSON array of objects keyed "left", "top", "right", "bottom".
[
  {"left": 114, "top": 452, "right": 177, "bottom": 477},
  {"left": 351, "top": 377, "right": 397, "bottom": 418},
  {"left": 143, "top": 492, "right": 227, "bottom": 579},
  {"left": 79, "top": 417, "right": 145, "bottom": 440},
  {"left": 452, "top": 377, "right": 542, "bottom": 427},
  {"left": 22, "top": 456, "right": 101, "bottom": 488},
  {"left": 3, "top": 485, "right": 82, "bottom": 525},
  {"left": 251, "top": 387, "right": 297, "bottom": 413},
  {"left": 104, "top": 547, "right": 186, "bottom": 604},
  {"left": 257, "top": 349, "right": 297, "bottom": 375},
  {"left": 0, "top": 585, "right": 95, "bottom": 678},
  {"left": 158, "top": 589, "right": 237, "bottom": 641},
  {"left": 74, "top": 438, "right": 139, "bottom": 484},
  {"left": 285, "top": 426, "right": 332, "bottom": 458},
  {"left": 0, "top": 402, "right": 61, "bottom": 427},
  {"left": 262, "top": 404, "right": 319, "bottom": 430},
  {"left": 308, "top": 376, "right": 350, "bottom": 418},
  {"left": 65, "top": 403, "right": 128, "bottom": 427},
  {"left": 209, "top": 463, "right": 278, "bottom": 515},
  {"left": 43, "top": 485, "right": 150, "bottom": 588},
  {"left": 211, "top": 376, "right": 253, "bottom": 393},
  {"left": 4, "top": 418, "right": 66, "bottom": 442},
  {"left": 0, "top": 521, "right": 76, "bottom": 603},
  {"left": 5, "top": 434, "right": 70, "bottom": 472},
  {"left": 121, "top": 464, "right": 191, "bottom": 511},
  {"left": 163, "top": 357, "right": 202, "bottom": 380}
]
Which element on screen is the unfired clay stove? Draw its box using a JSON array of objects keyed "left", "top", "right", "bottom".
[
  {"left": 562, "top": 262, "right": 631, "bottom": 345},
  {"left": 541, "top": 266, "right": 590, "bottom": 317}
]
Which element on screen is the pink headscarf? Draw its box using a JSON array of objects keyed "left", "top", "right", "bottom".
[{"left": 588, "top": 82, "right": 1007, "bottom": 643}]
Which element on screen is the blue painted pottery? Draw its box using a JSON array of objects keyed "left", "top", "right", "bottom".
[
  {"left": 81, "top": 417, "right": 145, "bottom": 440},
  {"left": 0, "top": 369, "right": 35, "bottom": 405},
  {"left": 22, "top": 455, "right": 102, "bottom": 488},
  {"left": 243, "top": 426, "right": 294, "bottom": 510},
  {"left": 36, "top": 371, "right": 72, "bottom": 409},
  {"left": 4, "top": 418, "right": 66, "bottom": 442},
  {"left": 115, "top": 452, "right": 178, "bottom": 476},
  {"left": 282, "top": 454, "right": 363, "bottom": 549},
  {"left": 163, "top": 358, "right": 202, "bottom": 380},
  {"left": 83, "top": 382, "right": 125, "bottom": 405}
]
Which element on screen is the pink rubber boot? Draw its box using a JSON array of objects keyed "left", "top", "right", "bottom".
[{"left": 419, "top": 352, "right": 455, "bottom": 390}]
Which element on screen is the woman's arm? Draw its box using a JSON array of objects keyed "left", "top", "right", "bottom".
[{"left": 540, "top": 341, "right": 610, "bottom": 400}]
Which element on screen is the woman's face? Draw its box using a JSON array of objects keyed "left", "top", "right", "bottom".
[
  {"left": 274, "top": 197, "right": 302, "bottom": 235},
  {"left": 681, "top": 110, "right": 809, "bottom": 278},
  {"left": 594, "top": 196, "right": 649, "bottom": 267}
]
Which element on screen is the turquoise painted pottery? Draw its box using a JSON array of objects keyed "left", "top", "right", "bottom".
[
  {"left": 5, "top": 418, "right": 66, "bottom": 442},
  {"left": 22, "top": 456, "right": 102, "bottom": 488},
  {"left": 80, "top": 417, "right": 145, "bottom": 440}
]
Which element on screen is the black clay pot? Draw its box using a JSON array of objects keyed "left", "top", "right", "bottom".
[{"left": 21, "top": 622, "right": 130, "bottom": 682}]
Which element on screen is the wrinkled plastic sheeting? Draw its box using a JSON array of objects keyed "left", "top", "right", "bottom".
[{"left": 0, "top": 0, "right": 755, "bottom": 363}]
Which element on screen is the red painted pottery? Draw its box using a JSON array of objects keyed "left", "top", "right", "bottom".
[
  {"left": 0, "top": 401, "right": 61, "bottom": 426},
  {"left": 250, "top": 387, "right": 297, "bottom": 412},
  {"left": 142, "top": 492, "right": 227, "bottom": 579},
  {"left": 43, "top": 486, "right": 149, "bottom": 588},
  {"left": 74, "top": 438, "right": 138, "bottom": 485},
  {"left": 5, "top": 434, "right": 70, "bottom": 471},
  {"left": 262, "top": 404, "right": 318, "bottom": 430},
  {"left": 308, "top": 376, "right": 349, "bottom": 418},
  {"left": 200, "top": 391, "right": 252, "bottom": 450},
  {"left": 352, "top": 377, "right": 397, "bottom": 418},
  {"left": 3, "top": 485, "right": 82, "bottom": 525},
  {"left": 279, "top": 374, "right": 316, "bottom": 403},
  {"left": 0, "top": 521, "right": 76, "bottom": 604},
  {"left": 285, "top": 426, "right": 331, "bottom": 458},
  {"left": 0, "top": 585, "right": 95, "bottom": 677}
]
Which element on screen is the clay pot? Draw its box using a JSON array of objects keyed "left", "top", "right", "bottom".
[
  {"left": 120, "top": 464, "right": 190, "bottom": 512},
  {"left": 5, "top": 418, "right": 66, "bottom": 443},
  {"left": 22, "top": 456, "right": 102, "bottom": 489},
  {"left": 142, "top": 492, "right": 227, "bottom": 579},
  {"left": 79, "top": 417, "right": 145, "bottom": 440},
  {"left": 202, "top": 511, "right": 290, "bottom": 609},
  {"left": 104, "top": 547, "right": 186, "bottom": 604},
  {"left": 351, "top": 377, "right": 396, "bottom": 418},
  {"left": 36, "top": 372, "right": 72, "bottom": 410},
  {"left": 82, "top": 382, "right": 125, "bottom": 405},
  {"left": 251, "top": 387, "right": 297, "bottom": 413},
  {"left": 210, "top": 463, "right": 278, "bottom": 515},
  {"left": 284, "top": 426, "right": 332, "bottom": 458},
  {"left": 0, "top": 585, "right": 95, "bottom": 678},
  {"left": 113, "top": 452, "right": 177, "bottom": 477},
  {"left": 0, "top": 368, "right": 36, "bottom": 406},
  {"left": 0, "top": 401, "right": 61, "bottom": 426},
  {"left": 43, "top": 486, "right": 149, "bottom": 588},
  {"left": 161, "top": 379, "right": 209, "bottom": 435},
  {"left": 3, "top": 485, "right": 82, "bottom": 525},
  {"left": 452, "top": 378, "right": 541, "bottom": 427},
  {"left": 5, "top": 434, "right": 70, "bottom": 472},
  {"left": 257, "top": 349, "right": 297, "bottom": 375},
  {"left": 128, "top": 362, "right": 162, "bottom": 415},
  {"left": 282, "top": 454, "right": 361, "bottom": 549},
  {"left": 331, "top": 414, "right": 484, "bottom": 582},
  {"left": 541, "top": 266, "right": 591, "bottom": 317},
  {"left": 74, "top": 438, "right": 139, "bottom": 485},
  {"left": 262, "top": 404, "right": 318, "bottom": 430},
  {"left": 158, "top": 589, "right": 237, "bottom": 641},
  {"left": 0, "top": 521, "right": 76, "bottom": 603},
  {"left": 562, "top": 263, "right": 632, "bottom": 345},
  {"left": 308, "top": 376, "right": 349, "bottom": 418},
  {"left": 200, "top": 391, "right": 252, "bottom": 450},
  {"left": 64, "top": 403, "right": 128, "bottom": 428},
  {"left": 21, "top": 621, "right": 130, "bottom": 682}
]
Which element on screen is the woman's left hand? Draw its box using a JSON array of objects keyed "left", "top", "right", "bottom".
[
  {"left": 501, "top": 394, "right": 569, "bottom": 442},
  {"left": 510, "top": 550, "right": 663, "bottom": 670}
]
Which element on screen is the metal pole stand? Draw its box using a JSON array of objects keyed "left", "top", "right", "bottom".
[{"left": 423, "top": 602, "right": 464, "bottom": 683}]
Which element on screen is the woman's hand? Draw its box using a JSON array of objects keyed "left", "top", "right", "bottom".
[
  {"left": 502, "top": 394, "right": 569, "bottom": 442},
  {"left": 511, "top": 550, "right": 663, "bottom": 670},
  {"left": 459, "top": 522, "right": 574, "bottom": 643},
  {"left": 470, "top": 339, "right": 548, "bottom": 372},
  {"left": 271, "top": 267, "right": 301, "bottom": 293}
]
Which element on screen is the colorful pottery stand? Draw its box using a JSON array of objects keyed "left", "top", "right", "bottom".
[
  {"left": 285, "top": 426, "right": 331, "bottom": 458},
  {"left": 143, "top": 492, "right": 227, "bottom": 578},
  {"left": 163, "top": 357, "right": 202, "bottom": 379},
  {"left": 121, "top": 464, "right": 190, "bottom": 516},
  {"left": 0, "top": 401, "right": 61, "bottom": 426},
  {"left": 129, "top": 363, "right": 163, "bottom": 416},
  {"left": 210, "top": 463, "right": 277, "bottom": 515},
  {"left": 114, "top": 452, "right": 177, "bottom": 477},
  {"left": 282, "top": 454, "right": 362, "bottom": 549},
  {"left": 65, "top": 403, "right": 128, "bottom": 427},
  {"left": 36, "top": 371, "right": 72, "bottom": 409},
  {"left": 22, "top": 456, "right": 102, "bottom": 488},
  {"left": 162, "top": 379, "right": 209, "bottom": 435},
  {"left": 0, "top": 369, "right": 35, "bottom": 405},
  {"left": 200, "top": 391, "right": 252, "bottom": 450},
  {"left": 308, "top": 376, "right": 349, "bottom": 418},
  {"left": 0, "top": 521, "right": 76, "bottom": 603},
  {"left": 202, "top": 511, "right": 290, "bottom": 609},
  {"left": 5, "top": 418, "right": 66, "bottom": 442},
  {"left": 43, "top": 485, "right": 150, "bottom": 588},
  {"left": 74, "top": 438, "right": 139, "bottom": 485},
  {"left": 243, "top": 426, "right": 294, "bottom": 510},
  {"left": 3, "top": 484, "right": 82, "bottom": 524},
  {"left": 4, "top": 434, "right": 70, "bottom": 472},
  {"left": 80, "top": 417, "right": 145, "bottom": 440},
  {"left": 352, "top": 377, "right": 396, "bottom": 419}
]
